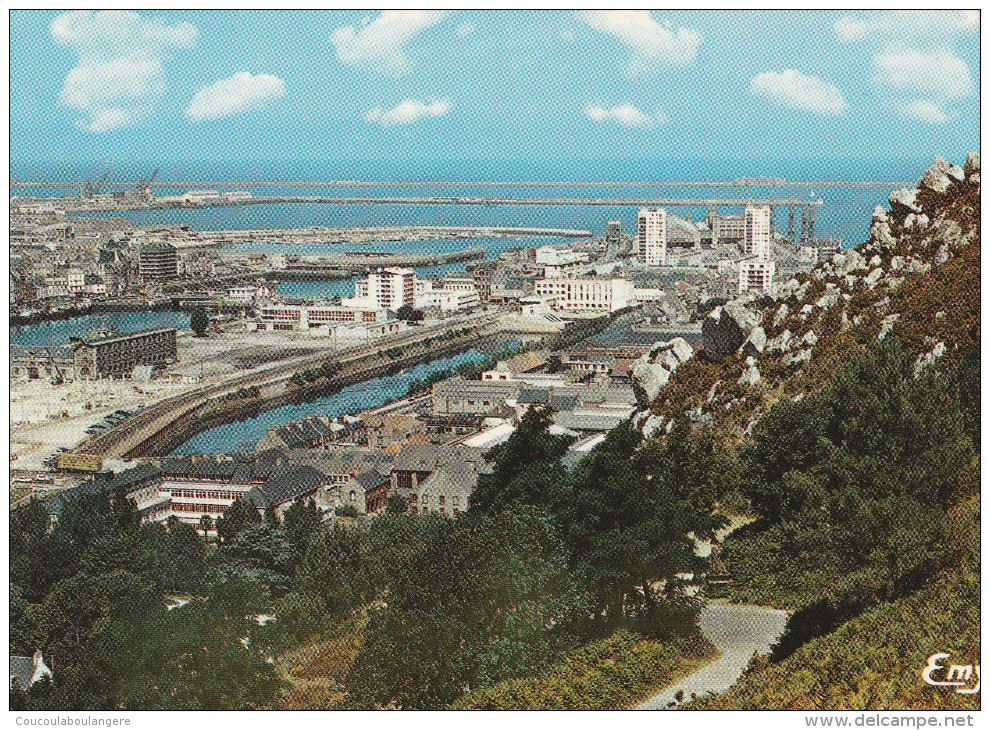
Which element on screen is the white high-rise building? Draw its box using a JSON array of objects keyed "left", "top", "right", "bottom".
[
  {"left": 738, "top": 205, "right": 775, "bottom": 294},
  {"left": 743, "top": 205, "right": 772, "bottom": 260},
  {"left": 344, "top": 267, "right": 416, "bottom": 311},
  {"left": 637, "top": 208, "right": 667, "bottom": 266},
  {"left": 738, "top": 260, "right": 777, "bottom": 294}
]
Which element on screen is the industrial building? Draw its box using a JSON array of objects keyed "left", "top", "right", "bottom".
[{"left": 71, "top": 327, "right": 178, "bottom": 379}]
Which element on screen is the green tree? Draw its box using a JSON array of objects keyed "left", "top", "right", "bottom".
[
  {"left": 469, "top": 406, "right": 574, "bottom": 515},
  {"left": 385, "top": 494, "right": 408, "bottom": 514},
  {"left": 396, "top": 304, "right": 424, "bottom": 322},
  {"left": 215, "top": 498, "right": 261, "bottom": 544},
  {"left": 562, "top": 421, "right": 725, "bottom": 629},
  {"left": 190, "top": 307, "right": 210, "bottom": 337},
  {"left": 344, "top": 509, "right": 588, "bottom": 709}
]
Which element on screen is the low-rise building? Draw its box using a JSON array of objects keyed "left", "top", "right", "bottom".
[
  {"left": 431, "top": 377, "right": 521, "bottom": 415},
  {"left": 415, "top": 282, "right": 480, "bottom": 312},
  {"left": 258, "top": 302, "right": 392, "bottom": 331},
  {"left": 533, "top": 277, "right": 637, "bottom": 312},
  {"left": 390, "top": 444, "right": 490, "bottom": 517},
  {"left": 71, "top": 327, "right": 178, "bottom": 379}
]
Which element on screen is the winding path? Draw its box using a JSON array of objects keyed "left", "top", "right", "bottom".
[{"left": 636, "top": 601, "right": 789, "bottom": 710}]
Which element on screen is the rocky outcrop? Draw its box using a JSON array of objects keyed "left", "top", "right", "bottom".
[
  {"left": 631, "top": 337, "right": 694, "bottom": 402},
  {"left": 635, "top": 152, "right": 979, "bottom": 442},
  {"left": 918, "top": 156, "right": 965, "bottom": 194},
  {"left": 888, "top": 188, "right": 921, "bottom": 218},
  {"left": 738, "top": 326, "right": 766, "bottom": 359},
  {"left": 738, "top": 357, "right": 761, "bottom": 387},
  {"left": 702, "top": 301, "right": 760, "bottom": 361}
]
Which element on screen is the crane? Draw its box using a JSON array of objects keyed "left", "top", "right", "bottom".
[
  {"left": 138, "top": 168, "right": 159, "bottom": 201},
  {"left": 81, "top": 167, "right": 112, "bottom": 199},
  {"left": 92, "top": 167, "right": 112, "bottom": 197}
]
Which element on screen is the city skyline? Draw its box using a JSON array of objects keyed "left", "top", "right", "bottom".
[{"left": 10, "top": 10, "right": 980, "bottom": 165}]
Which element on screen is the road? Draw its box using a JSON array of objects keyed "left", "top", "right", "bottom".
[{"left": 636, "top": 602, "right": 790, "bottom": 710}]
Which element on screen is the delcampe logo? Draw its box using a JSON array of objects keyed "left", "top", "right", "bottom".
[{"left": 923, "top": 653, "right": 981, "bottom": 694}]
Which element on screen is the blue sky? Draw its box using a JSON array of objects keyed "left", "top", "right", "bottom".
[{"left": 9, "top": 10, "right": 980, "bottom": 169}]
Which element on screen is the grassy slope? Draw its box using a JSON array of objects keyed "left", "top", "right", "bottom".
[
  {"left": 450, "top": 629, "right": 718, "bottom": 710},
  {"left": 273, "top": 610, "right": 366, "bottom": 710},
  {"left": 693, "top": 496, "right": 980, "bottom": 711}
]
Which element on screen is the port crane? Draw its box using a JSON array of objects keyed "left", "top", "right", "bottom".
[
  {"left": 80, "top": 167, "right": 112, "bottom": 200},
  {"left": 137, "top": 168, "right": 159, "bottom": 201}
]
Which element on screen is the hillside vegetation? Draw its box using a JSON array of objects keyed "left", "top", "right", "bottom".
[
  {"left": 694, "top": 495, "right": 979, "bottom": 711},
  {"left": 662, "top": 153, "right": 981, "bottom": 710}
]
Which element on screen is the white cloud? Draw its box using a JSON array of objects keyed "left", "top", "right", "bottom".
[
  {"left": 835, "top": 11, "right": 976, "bottom": 121},
  {"left": 750, "top": 69, "right": 849, "bottom": 116},
  {"left": 835, "top": 11, "right": 978, "bottom": 45},
  {"left": 898, "top": 100, "right": 953, "bottom": 124},
  {"left": 872, "top": 49, "right": 972, "bottom": 99},
  {"left": 366, "top": 98, "right": 451, "bottom": 127},
  {"left": 584, "top": 104, "right": 664, "bottom": 127},
  {"left": 330, "top": 10, "right": 452, "bottom": 77},
  {"left": 51, "top": 10, "right": 197, "bottom": 132},
  {"left": 185, "top": 72, "right": 285, "bottom": 122},
  {"left": 576, "top": 10, "right": 700, "bottom": 74},
  {"left": 457, "top": 23, "right": 474, "bottom": 37}
]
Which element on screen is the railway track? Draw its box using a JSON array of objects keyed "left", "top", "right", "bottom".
[{"left": 74, "top": 315, "right": 498, "bottom": 457}]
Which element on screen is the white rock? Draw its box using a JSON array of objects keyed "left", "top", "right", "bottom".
[
  {"left": 890, "top": 256, "right": 905, "bottom": 271},
  {"left": 889, "top": 188, "right": 921, "bottom": 216},
  {"left": 738, "top": 326, "right": 767, "bottom": 358},
  {"left": 801, "top": 330, "right": 819, "bottom": 347},
  {"left": 869, "top": 255, "right": 882, "bottom": 267},
  {"left": 918, "top": 156, "right": 964, "bottom": 194},
  {"left": 642, "top": 414, "right": 666, "bottom": 438},
  {"left": 738, "top": 363, "right": 761, "bottom": 387},
  {"left": 964, "top": 151, "right": 980, "bottom": 175},
  {"left": 773, "top": 303, "right": 789, "bottom": 329},
  {"left": 844, "top": 249, "right": 867, "bottom": 273},
  {"left": 877, "top": 313, "right": 900, "bottom": 342},
  {"left": 913, "top": 342, "right": 946, "bottom": 377},
  {"left": 864, "top": 268, "right": 884, "bottom": 289},
  {"left": 766, "top": 329, "right": 793, "bottom": 355}
]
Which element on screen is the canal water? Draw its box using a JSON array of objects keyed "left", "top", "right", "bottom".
[
  {"left": 10, "top": 310, "right": 191, "bottom": 347},
  {"left": 170, "top": 348, "right": 489, "bottom": 455}
]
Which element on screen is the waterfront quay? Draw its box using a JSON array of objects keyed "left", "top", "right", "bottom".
[{"left": 72, "top": 311, "right": 501, "bottom": 459}]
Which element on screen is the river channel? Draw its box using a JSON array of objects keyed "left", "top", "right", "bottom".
[{"left": 170, "top": 348, "right": 490, "bottom": 455}]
